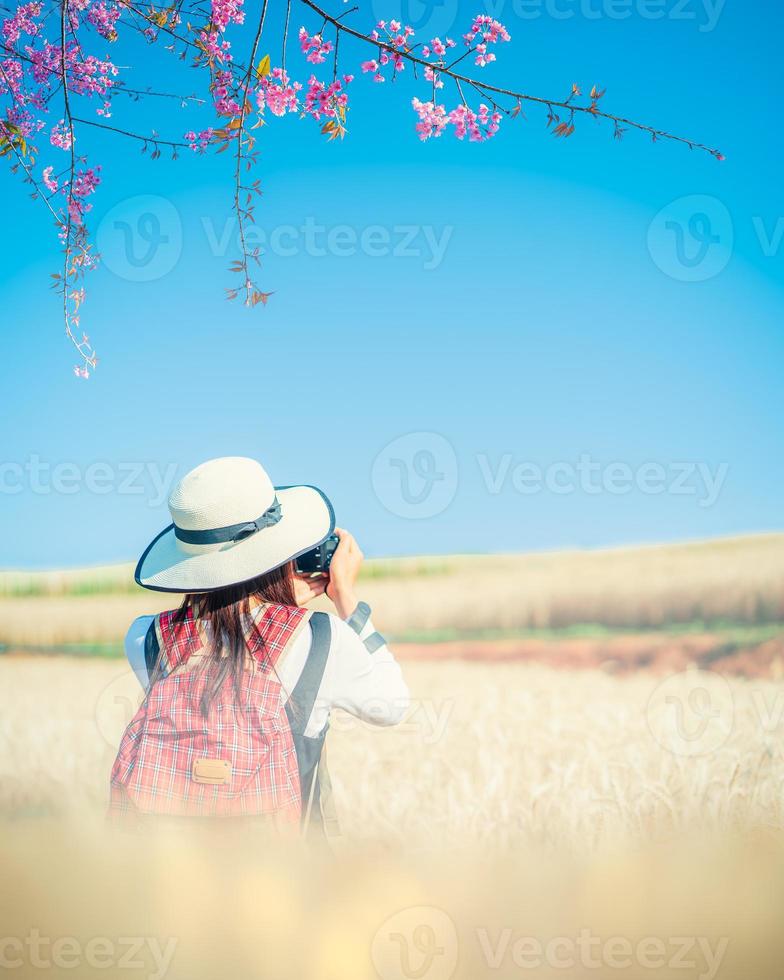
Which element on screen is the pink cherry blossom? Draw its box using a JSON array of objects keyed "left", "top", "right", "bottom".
[
  {"left": 42, "top": 165, "right": 58, "bottom": 193},
  {"left": 299, "top": 26, "right": 333, "bottom": 64},
  {"left": 424, "top": 66, "right": 444, "bottom": 89},
  {"left": 2, "top": 1, "right": 42, "bottom": 44},
  {"left": 87, "top": 1, "right": 121, "bottom": 40},
  {"left": 303, "top": 73, "right": 351, "bottom": 122},
  {"left": 211, "top": 68, "right": 240, "bottom": 115},
  {"left": 257, "top": 67, "right": 302, "bottom": 116},
  {"left": 464, "top": 14, "right": 510, "bottom": 69},
  {"left": 411, "top": 98, "right": 448, "bottom": 140},
  {"left": 430, "top": 37, "right": 447, "bottom": 57},
  {"left": 412, "top": 96, "right": 501, "bottom": 142},
  {"left": 211, "top": 0, "right": 244, "bottom": 31},
  {"left": 448, "top": 102, "right": 501, "bottom": 141},
  {"left": 72, "top": 166, "right": 101, "bottom": 200},
  {"left": 184, "top": 128, "right": 215, "bottom": 152},
  {"left": 365, "top": 17, "right": 416, "bottom": 82},
  {"left": 197, "top": 26, "right": 232, "bottom": 62},
  {"left": 475, "top": 43, "right": 496, "bottom": 67},
  {"left": 50, "top": 121, "right": 73, "bottom": 150}
]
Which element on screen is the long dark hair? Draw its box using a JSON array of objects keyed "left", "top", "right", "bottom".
[{"left": 152, "top": 561, "right": 297, "bottom": 715}]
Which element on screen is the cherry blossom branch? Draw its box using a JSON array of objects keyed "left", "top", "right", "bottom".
[
  {"left": 0, "top": 120, "right": 63, "bottom": 228},
  {"left": 298, "top": 0, "right": 723, "bottom": 158},
  {"left": 230, "top": 0, "right": 270, "bottom": 306},
  {"left": 60, "top": 0, "right": 78, "bottom": 360},
  {"left": 0, "top": 62, "right": 65, "bottom": 227},
  {"left": 0, "top": 0, "right": 725, "bottom": 381},
  {"left": 59, "top": 0, "right": 98, "bottom": 378},
  {"left": 112, "top": 85, "right": 204, "bottom": 104},
  {"left": 281, "top": 0, "right": 291, "bottom": 71},
  {"left": 121, "top": 0, "right": 245, "bottom": 74},
  {"left": 73, "top": 115, "right": 190, "bottom": 151},
  {"left": 2, "top": 43, "right": 201, "bottom": 107}
]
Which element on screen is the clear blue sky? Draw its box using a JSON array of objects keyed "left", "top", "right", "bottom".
[{"left": 1, "top": 0, "right": 782, "bottom": 569}]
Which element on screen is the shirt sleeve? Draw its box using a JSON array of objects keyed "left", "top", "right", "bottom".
[
  {"left": 125, "top": 615, "right": 155, "bottom": 690},
  {"left": 325, "top": 609, "right": 410, "bottom": 727}
]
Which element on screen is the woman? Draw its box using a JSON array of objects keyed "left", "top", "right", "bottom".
[{"left": 109, "top": 456, "right": 409, "bottom": 835}]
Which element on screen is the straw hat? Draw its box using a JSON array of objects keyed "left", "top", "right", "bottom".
[{"left": 135, "top": 456, "right": 334, "bottom": 593}]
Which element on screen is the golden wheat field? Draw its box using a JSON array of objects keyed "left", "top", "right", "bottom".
[
  {"left": 2, "top": 533, "right": 784, "bottom": 979},
  {"left": 1, "top": 655, "right": 784, "bottom": 978},
  {"left": 2, "top": 656, "right": 783, "bottom": 845}
]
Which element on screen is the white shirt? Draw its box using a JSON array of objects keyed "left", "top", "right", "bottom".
[{"left": 124, "top": 604, "right": 409, "bottom": 738}]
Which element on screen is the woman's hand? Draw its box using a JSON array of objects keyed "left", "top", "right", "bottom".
[
  {"left": 326, "top": 527, "right": 364, "bottom": 620},
  {"left": 292, "top": 572, "right": 328, "bottom": 607}
]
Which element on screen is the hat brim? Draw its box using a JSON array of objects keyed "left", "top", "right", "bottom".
[{"left": 135, "top": 485, "right": 335, "bottom": 593}]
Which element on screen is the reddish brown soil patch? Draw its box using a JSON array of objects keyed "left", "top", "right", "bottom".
[{"left": 395, "top": 634, "right": 784, "bottom": 679}]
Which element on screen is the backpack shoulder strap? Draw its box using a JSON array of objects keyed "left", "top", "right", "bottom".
[
  {"left": 143, "top": 618, "right": 161, "bottom": 685},
  {"left": 287, "top": 611, "right": 331, "bottom": 737},
  {"left": 247, "top": 601, "right": 311, "bottom": 670},
  {"left": 143, "top": 611, "right": 186, "bottom": 684}
]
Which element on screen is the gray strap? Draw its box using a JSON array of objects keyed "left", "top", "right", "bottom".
[
  {"left": 143, "top": 621, "right": 160, "bottom": 687},
  {"left": 346, "top": 601, "right": 371, "bottom": 636},
  {"left": 287, "top": 612, "right": 331, "bottom": 737},
  {"left": 364, "top": 631, "right": 386, "bottom": 654}
]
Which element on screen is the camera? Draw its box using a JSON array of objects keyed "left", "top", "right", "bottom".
[{"left": 295, "top": 535, "right": 339, "bottom": 575}]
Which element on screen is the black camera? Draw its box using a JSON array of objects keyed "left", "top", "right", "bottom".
[{"left": 295, "top": 534, "right": 339, "bottom": 574}]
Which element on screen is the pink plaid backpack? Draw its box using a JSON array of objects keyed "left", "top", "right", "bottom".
[{"left": 109, "top": 601, "right": 331, "bottom": 826}]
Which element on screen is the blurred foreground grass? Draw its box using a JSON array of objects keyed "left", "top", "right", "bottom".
[{"left": 1, "top": 821, "right": 782, "bottom": 980}]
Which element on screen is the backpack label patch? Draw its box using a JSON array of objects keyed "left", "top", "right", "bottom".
[{"left": 192, "top": 758, "right": 232, "bottom": 785}]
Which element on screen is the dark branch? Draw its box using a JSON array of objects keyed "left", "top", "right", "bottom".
[{"left": 298, "top": 0, "right": 723, "bottom": 158}]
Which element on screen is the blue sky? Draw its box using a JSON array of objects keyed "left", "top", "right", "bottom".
[{"left": 1, "top": 0, "right": 782, "bottom": 568}]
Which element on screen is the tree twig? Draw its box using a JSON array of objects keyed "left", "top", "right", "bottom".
[
  {"left": 233, "top": 0, "right": 269, "bottom": 305},
  {"left": 298, "top": 0, "right": 722, "bottom": 157}
]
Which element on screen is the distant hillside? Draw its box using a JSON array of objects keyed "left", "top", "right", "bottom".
[{"left": 0, "top": 533, "right": 782, "bottom": 647}]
